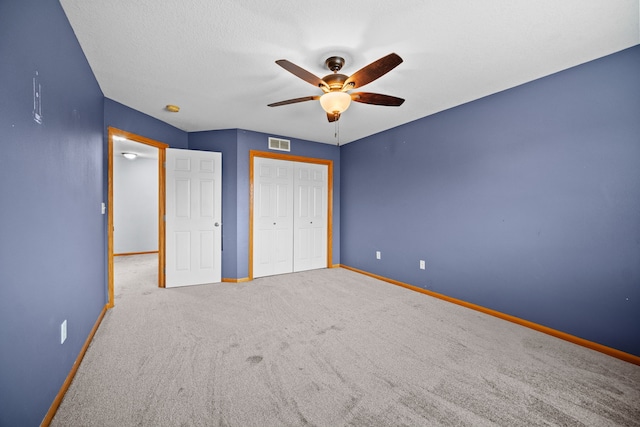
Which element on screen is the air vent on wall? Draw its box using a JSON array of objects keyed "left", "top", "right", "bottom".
[{"left": 268, "top": 137, "right": 290, "bottom": 152}]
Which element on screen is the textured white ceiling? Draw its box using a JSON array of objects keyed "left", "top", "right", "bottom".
[{"left": 60, "top": 0, "right": 639, "bottom": 145}]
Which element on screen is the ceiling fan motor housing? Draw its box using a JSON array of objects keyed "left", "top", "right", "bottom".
[{"left": 322, "top": 73, "right": 348, "bottom": 90}]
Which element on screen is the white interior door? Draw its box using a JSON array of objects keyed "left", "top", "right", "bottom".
[
  {"left": 294, "top": 163, "right": 328, "bottom": 272},
  {"left": 253, "top": 158, "right": 294, "bottom": 278},
  {"left": 165, "top": 148, "right": 221, "bottom": 287}
]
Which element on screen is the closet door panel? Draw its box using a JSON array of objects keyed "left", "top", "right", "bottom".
[
  {"left": 294, "top": 162, "right": 328, "bottom": 272},
  {"left": 253, "top": 158, "right": 294, "bottom": 278}
]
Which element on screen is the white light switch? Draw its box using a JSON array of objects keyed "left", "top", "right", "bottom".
[
  {"left": 101, "top": 203, "right": 106, "bottom": 214},
  {"left": 376, "top": 251, "right": 381, "bottom": 260},
  {"left": 420, "top": 260, "right": 426, "bottom": 270},
  {"left": 61, "top": 320, "right": 67, "bottom": 344}
]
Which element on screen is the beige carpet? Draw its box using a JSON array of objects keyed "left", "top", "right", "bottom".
[{"left": 51, "top": 254, "right": 640, "bottom": 426}]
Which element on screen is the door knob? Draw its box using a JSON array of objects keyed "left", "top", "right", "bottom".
[{"left": 215, "top": 222, "right": 220, "bottom": 227}]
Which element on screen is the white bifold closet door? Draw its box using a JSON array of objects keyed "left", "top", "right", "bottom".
[{"left": 253, "top": 157, "right": 328, "bottom": 278}]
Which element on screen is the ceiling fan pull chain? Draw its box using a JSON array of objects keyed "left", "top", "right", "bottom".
[{"left": 335, "top": 114, "right": 340, "bottom": 146}]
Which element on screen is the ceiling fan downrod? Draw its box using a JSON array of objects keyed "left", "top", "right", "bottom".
[{"left": 325, "top": 56, "right": 345, "bottom": 73}]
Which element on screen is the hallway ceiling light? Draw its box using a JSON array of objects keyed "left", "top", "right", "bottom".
[{"left": 122, "top": 152, "right": 137, "bottom": 160}]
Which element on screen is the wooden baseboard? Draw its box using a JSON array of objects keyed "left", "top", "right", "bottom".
[
  {"left": 222, "top": 277, "right": 251, "bottom": 283},
  {"left": 41, "top": 304, "right": 108, "bottom": 427},
  {"left": 340, "top": 265, "right": 640, "bottom": 366},
  {"left": 114, "top": 251, "right": 158, "bottom": 257}
]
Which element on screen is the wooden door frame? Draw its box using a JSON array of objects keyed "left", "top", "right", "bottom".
[
  {"left": 107, "top": 127, "right": 168, "bottom": 308},
  {"left": 249, "top": 150, "right": 333, "bottom": 281}
]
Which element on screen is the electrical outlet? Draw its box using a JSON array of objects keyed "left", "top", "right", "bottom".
[
  {"left": 420, "top": 260, "right": 426, "bottom": 270},
  {"left": 376, "top": 251, "right": 381, "bottom": 260},
  {"left": 61, "top": 320, "right": 67, "bottom": 344}
]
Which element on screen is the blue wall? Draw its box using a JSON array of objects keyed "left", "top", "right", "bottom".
[
  {"left": 0, "top": 0, "right": 106, "bottom": 425},
  {"left": 341, "top": 46, "right": 640, "bottom": 356},
  {"left": 189, "top": 129, "right": 341, "bottom": 280}
]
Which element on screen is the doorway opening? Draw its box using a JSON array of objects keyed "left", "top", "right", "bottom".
[{"left": 107, "top": 127, "right": 168, "bottom": 308}]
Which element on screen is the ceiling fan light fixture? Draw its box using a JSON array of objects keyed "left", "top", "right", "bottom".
[
  {"left": 319, "top": 91, "right": 351, "bottom": 115},
  {"left": 270, "top": 53, "right": 403, "bottom": 123}
]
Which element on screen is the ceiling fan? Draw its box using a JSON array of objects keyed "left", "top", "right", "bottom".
[{"left": 268, "top": 53, "right": 405, "bottom": 122}]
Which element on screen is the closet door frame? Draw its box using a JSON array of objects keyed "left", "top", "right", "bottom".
[{"left": 249, "top": 150, "right": 333, "bottom": 280}]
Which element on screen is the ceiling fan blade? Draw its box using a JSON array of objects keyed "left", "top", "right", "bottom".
[
  {"left": 343, "top": 53, "right": 403, "bottom": 90},
  {"left": 276, "top": 60, "right": 330, "bottom": 92},
  {"left": 351, "top": 92, "right": 405, "bottom": 106},
  {"left": 327, "top": 112, "right": 340, "bottom": 122},
  {"left": 268, "top": 95, "right": 319, "bottom": 107}
]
